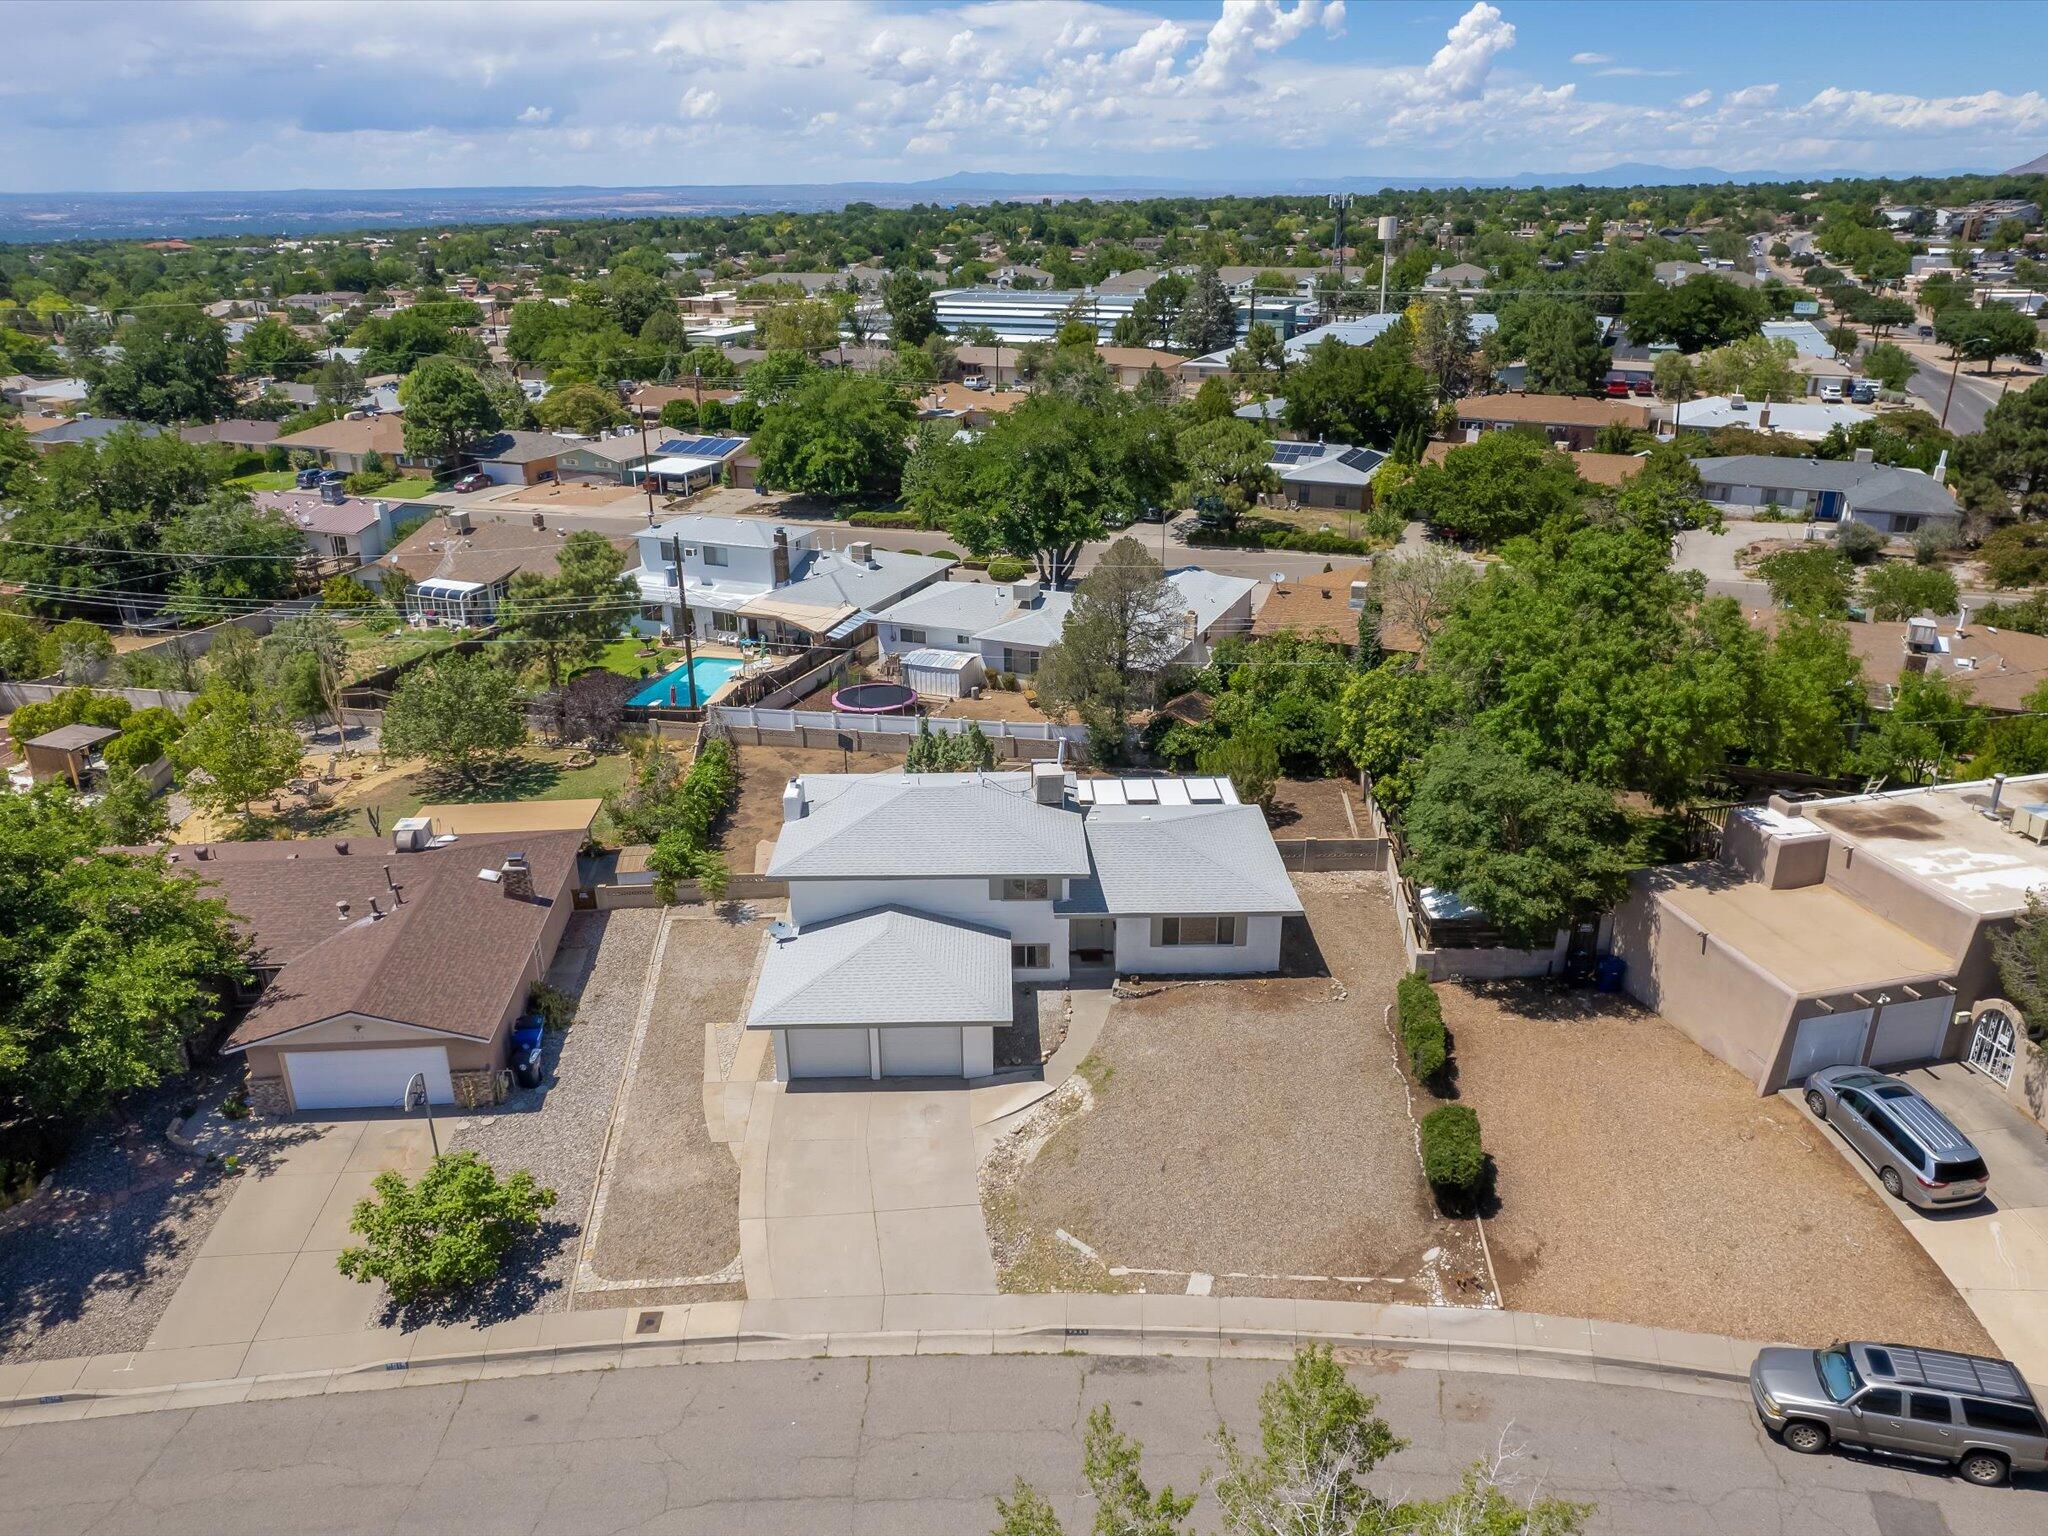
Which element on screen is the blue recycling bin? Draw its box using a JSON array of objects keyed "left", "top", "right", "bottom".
[{"left": 1594, "top": 955, "right": 1626, "bottom": 993}]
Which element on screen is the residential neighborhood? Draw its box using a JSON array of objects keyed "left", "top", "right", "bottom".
[{"left": 6, "top": 1, "right": 2048, "bottom": 1529}]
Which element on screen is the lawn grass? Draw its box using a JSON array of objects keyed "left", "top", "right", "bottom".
[
  {"left": 329, "top": 747, "right": 635, "bottom": 841},
  {"left": 225, "top": 470, "right": 298, "bottom": 491},
  {"left": 333, "top": 617, "right": 457, "bottom": 684},
  {"left": 376, "top": 476, "right": 438, "bottom": 498}
]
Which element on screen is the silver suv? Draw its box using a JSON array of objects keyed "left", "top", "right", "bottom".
[
  {"left": 1804, "top": 1065, "right": 1989, "bottom": 1208},
  {"left": 1753, "top": 1341, "right": 2046, "bottom": 1485}
]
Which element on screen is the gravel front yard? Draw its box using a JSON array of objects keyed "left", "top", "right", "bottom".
[
  {"left": 992, "top": 873, "right": 1490, "bottom": 1304},
  {"left": 578, "top": 907, "right": 770, "bottom": 1295},
  {"left": 1446, "top": 983, "right": 1996, "bottom": 1351},
  {"left": 448, "top": 907, "right": 661, "bottom": 1315},
  {"left": 0, "top": 1064, "right": 242, "bottom": 1364}
]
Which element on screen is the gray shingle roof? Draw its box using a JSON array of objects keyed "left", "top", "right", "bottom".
[
  {"left": 783, "top": 548, "right": 955, "bottom": 610},
  {"left": 746, "top": 908, "right": 1014, "bottom": 1028},
  {"left": 875, "top": 580, "right": 1021, "bottom": 633},
  {"left": 1695, "top": 455, "right": 1959, "bottom": 516},
  {"left": 1067, "top": 804, "right": 1304, "bottom": 917},
  {"left": 1166, "top": 568, "right": 1257, "bottom": 634},
  {"left": 768, "top": 775, "right": 1091, "bottom": 880},
  {"left": 975, "top": 591, "right": 1075, "bottom": 650}
]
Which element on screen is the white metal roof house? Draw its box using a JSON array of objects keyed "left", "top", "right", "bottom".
[
  {"left": 1694, "top": 451, "right": 1961, "bottom": 534},
  {"left": 749, "top": 765, "right": 1302, "bottom": 1080},
  {"left": 629, "top": 515, "right": 952, "bottom": 647},
  {"left": 1665, "top": 393, "right": 1874, "bottom": 442}
]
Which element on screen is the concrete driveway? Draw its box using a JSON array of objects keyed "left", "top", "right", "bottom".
[
  {"left": 738, "top": 1083, "right": 995, "bottom": 1302},
  {"left": 135, "top": 1117, "right": 436, "bottom": 1379},
  {"left": 1794, "top": 1063, "right": 2048, "bottom": 1389}
]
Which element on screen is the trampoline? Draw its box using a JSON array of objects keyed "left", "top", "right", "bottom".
[{"left": 832, "top": 680, "right": 919, "bottom": 714}]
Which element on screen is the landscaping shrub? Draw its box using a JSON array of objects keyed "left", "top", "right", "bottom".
[
  {"left": 610, "top": 737, "right": 739, "bottom": 901},
  {"left": 1186, "top": 525, "right": 1372, "bottom": 556},
  {"left": 100, "top": 706, "right": 184, "bottom": 771},
  {"left": 336, "top": 1151, "right": 556, "bottom": 1305},
  {"left": 1395, "top": 971, "right": 1449, "bottom": 1083},
  {"left": 844, "top": 509, "right": 922, "bottom": 529},
  {"left": 1419, "top": 1104, "right": 1486, "bottom": 1208},
  {"left": 985, "top": 554, "right": 1032, "bottom": 582}
]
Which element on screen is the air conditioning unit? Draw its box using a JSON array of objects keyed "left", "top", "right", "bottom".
[{"left": 392, "top": 816, "right": 434, "bottom": 852}]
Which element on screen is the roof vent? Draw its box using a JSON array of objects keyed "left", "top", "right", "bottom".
[{"left": 336, "top": 899, "right": 351, "bottom": 921}]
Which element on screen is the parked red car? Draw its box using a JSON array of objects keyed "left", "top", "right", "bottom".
[
  {"left": 1603, "top": 377, "right": 1631, "bottom": 398},
  {"left": 453, "top": 471, "right": 491, "bottom": 492},
  {"left": 1632, "top": 378, "right": 1654, "bottom": 396}
]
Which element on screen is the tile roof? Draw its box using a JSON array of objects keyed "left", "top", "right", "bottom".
[
  {"left": 371, "top": 512, "right": 631, "bottom": 589},
  {"left": 275, "top": 414, "right": 408, "bottom": 457},
  {"left": 1249, "top": 564, "right": 1374, "bottom": 645},
  {"left": 747, "top": 908, "right": 1014, "bottom": 1029},
  {"left": 1453, "top": 393, "right": 1653, "bottom": 429},
  {"left": 768, "top": 775, "right": 1091, "bottom": 881},
  {"left": 149, "top": 832, "right": 582, "bottom": 1048}
]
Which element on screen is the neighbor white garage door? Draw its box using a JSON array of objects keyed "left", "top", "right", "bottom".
[
  {"left": 1786, "top": 1009, "right": 1872, "bottom": 1083},
  {"left": 785, "top": 1029, "right": 873, "bottom": 1080},
  {"left": 284, "top": 1046, "right": 453, "bottom": 1111},
  {"left": 878, "top": 1026, "right": 963, "bottom": 1078},
  {"left": 1868, "top": 997, "right": 1955, "bottom": 1069}
]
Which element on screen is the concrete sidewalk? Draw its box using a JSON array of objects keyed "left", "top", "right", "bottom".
[
  {"left": 1791, "top": 1062, "right": 2048, "bottom": 1391},
  {"left": 0, "top": 1292, "right": 1772, "bottom": 1426}
]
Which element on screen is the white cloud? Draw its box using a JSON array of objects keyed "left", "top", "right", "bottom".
[
  {"left": 516, "top": 105, "right": 552, "bottom": 125},
  {"left": 1423, "top": 2, "right": 1515, "bottom": 100},
  {"left": 1571, "top": 51, "right": 1612, "bottom": 65},
  {"left": 1677, "top": 89, "right": 1713, "bottom": 110},
  {"left": 680, "top": 86, "right": 719, "bottom": 120},
  {"left": 1189, "top": 0, "right": 1333, "bottom": 91},
  {"left": 1725, "top": 83, "right": 1780, "bottom": 108}
]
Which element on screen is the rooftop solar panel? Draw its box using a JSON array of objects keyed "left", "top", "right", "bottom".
[
  {"left": 1123, "top": 780, "right": 1158, "bottom": 803},
  {"left": 1186, "top": 778, "right": 1225, "bottom": 802},
  {"left": 655, "top": 434, "right": 745, "bottom": 457}
]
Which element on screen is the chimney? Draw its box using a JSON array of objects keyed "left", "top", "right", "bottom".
[
  {"left": 772, "top": 527, "right": 791, "bottom": 585},
  {"left": 1031, "top": 761, "right": 1065, "bottom": 806},
  {"left": 782, "top": 778, "right": 807, "bottom": 822},
  {"left": 499, "top": 852, "right": 535, "bottom": 901},
  {"left": 1758, "top": 403, "right": 1771, "bottom": 430}
]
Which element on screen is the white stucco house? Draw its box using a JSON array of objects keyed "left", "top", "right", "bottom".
[
  {"left": 749, "top": 764, "right": 1302, "bottom": 1080},
  {"left": 872, "top": 568, "right": 1257, "bottom": 683},
  {"left": 629, "top": 515, "right": 952, "bottom": 647}
]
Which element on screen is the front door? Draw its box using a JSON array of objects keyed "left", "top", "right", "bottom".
[{"left": 1967, "top": 1005, "right": 2019, "bottom": 1085}]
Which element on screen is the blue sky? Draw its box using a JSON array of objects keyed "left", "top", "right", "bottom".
[{"left": 5, "top": 1, "right": 2046, "bottom": 191}]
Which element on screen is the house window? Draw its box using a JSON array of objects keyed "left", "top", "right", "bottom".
[
  {"left": 1158, "top": 915, "right": 1241, "bottom": 947},
  {"left": 898, "top": 626, "right": 928, "bottom": 645},
  {"left": 701, "top": 545, "right": 727, "bottom": 567},
  {"left": 996, "top": 877, "right": 1050, "bottom": 901},
  {"left": 1012, "top": 943, "right": 1050, "bottom": 970},
  {"left": 1003, "top": 647, "right": 1039, "bottom": 676},
  {"left": 640, "top": 603, "right": 666, "bottom": 624},
  {"left": 328, "top": 535, "right": 349, "bottom": 557},
  {"left": 712, "top": 611, "right": 739, "bottom": 633}
]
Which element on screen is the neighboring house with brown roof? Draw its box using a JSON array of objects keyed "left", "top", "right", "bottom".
[
  {"left": 178, "top": 418, "right": 282, "bottom": 449},
  {"left": 1095, "top": 346, "right": 1190, "bottom": 390},
  {"left": 156, "top": 831, "right": 581, "bottom": 1113},
  {"left": 953, "top": 343, "right": 1029, "bottom": 388},
  {"left": 253, "top": 488, "right": 424, "bottom": 566},
  {"left": 1422, "top": 440, "right": 1647, "bottom": 487},
  {"left": 916, "top": 381, "right": 1027, "bottom": 427},
  {"left": 626, "top": 381, "right": 742, "bottom": 422},
  {"left": 1750, "top": 609, "right": 2048, "bottom": 715},
  {"left": 358, "top": 508, "right": 630, "bottom": 626},
  {"left": 1249, "top": 565, "right": 1426, "bottom": 653},
  {"left": 274, "top": 413, "right": 422, "bottom": 473},
  {"left": 467, "top": 429, "right": 566, "bottom": 487},
  {"left": 1450, "top": 392, "right": 1652, "bottom": 450}
]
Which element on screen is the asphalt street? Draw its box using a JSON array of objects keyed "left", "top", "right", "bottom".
[{"left": 0, "top": 1355, "right": 2037, "bottom": 1534}]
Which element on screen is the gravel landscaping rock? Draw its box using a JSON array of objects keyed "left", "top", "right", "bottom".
[
  {"left": 1448, "top": 981, "right": 1997, "bottom": 1351},
  {"left": 995, "top": 873, "right": 1490, "bottom": 1304},
  {"left": 0, "top": 1063, "right": 242, "bottom": 1364},
  {"left": 448, "top": 907, "right": 661, "bottom": 1315}
]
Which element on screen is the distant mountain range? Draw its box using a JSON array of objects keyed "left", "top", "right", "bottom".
[
  {"left": 0, "top": 162, "right": 2007, "bottom": 243},
  {"left": 2007, "top": 151, "right": 2048, "bottom": 176}
]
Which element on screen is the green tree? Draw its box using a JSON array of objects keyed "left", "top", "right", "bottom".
[
  {"left": 1176, "top": 417, "right": 1278, "bottom": 535},
  {"left": 1624, "top": 274, "right": 1770, "bottom": 353},
  {"left": 159, "top": 492, "right": 305, "bottom": 621},
  {"left": 93, "top": 766, "right": 171, "bottom": 845},
  {"left": 1758, "top": 546, "right": 1854, "bottom": 618},
  {"left": 1862, "top": 561, "right": 1960, "bottom": 621},
  {"left": 1402, "top": 734, "right": 1631, "bottom": 946},
  {"left": 1198, "top": 719, "right": 1281, "bottom": 809},
  {"left": 238, "top": 316, "right": 317, "bottom": 374},
  {"left": 0, "top": 612, "right": 55, "bottom": 681},
  {"left": 1990, "top": 890, "right": 2048, "bottom": 1045},
  {"left": 337, "top": 1152, "right": 556, "bottom": 1305},
  {"left": 756, "top": 298, "right": 843, "bottom": 356},
  {"left": 1338, "top": 659, "right": 1460, "bottom": 811},
  {"left": 1385, "top": 431, "right": 1583, "bottom": 545},
  {"left": 1652, "top": 349, "right": 1698, "bottom": 408},
  {"left": 314, "top": 353, "right": 365, "bottom": 409},
  {"left": 1412, "top": 294, "right": 1476, "bottom": 399},
  {"left": 752, "top": 371, "right": 913, "bottom": 502},
  {"left": 533, "top": 380, "right": 625, "bottom": 435},
  {"left": 1748, "top": 615, "right": 1865, "bottom": 776},
  {"left": 1212, "top": 1345, "right": 1405, "bottom": 1535},
  {"left": 501, "top": 530, "right": 639, "bottom": 689},
  {"left": 884, "top": 270, "right": 939, "bottom": 346},
  {"left": 1036, "top": 537, "right": 1186, "bottom": 743},
  {"left": 1941, "top": 303, "right": 2040, "bottom": 374},
  {"left": 1861, "top": 341, "right": 1915, "bottom": 392},
  {"left": 1514, "top": 300, "right": 1607, "bottom": 395},
  {"left": 380, "top": 654, "right": 527, "bottom": 783},
  {"left": 1227, "top": 320, "right": 1286, "bottom": 399},
  {"left": 1174, "top": 263, "right": 1237, "bottom": 355},
  {"left": 1955, "top": 377, "right": 2048, "bottom": 523},
  {"left": 1854, "top": 669, "right": 1980, "bottom": 785},
  {"left": 0, "top": 788, "right": 247, "bottom": 1121},
  {"left": 1694, "top": 334, "right": 1800, "bottom": 401},
  {"left": 1280, "top": 331, "right": 1434, "bottom": 446},
  {"left": 399, "top": 358, "right": 502, "bottom": 462},
  {"left": 90, "top": 305, "right": 236, "bottom": 424},
  {"left": 175, "top": 685, "right": 304, "bottom": 824}
]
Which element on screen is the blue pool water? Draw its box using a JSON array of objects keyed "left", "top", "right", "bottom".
[{"left": 628, "top": 656, "right": 745, "bottom": 708}]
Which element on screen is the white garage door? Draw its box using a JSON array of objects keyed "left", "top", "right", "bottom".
[
  {"left": 1787, "top": 1010, "right": 1871, "bottom": 1083},
  {"left": 285, "top": 1046, "right": 453, "bottom": 1111},
  {"left": 877, "top": 1026, "right": 963, "bottom": 1078},
  {"left": 1868, "top": 998, "right": 1955, "bottom": 1070},
  {"left": 785, "top": 1028, "right": 872, "bottom": 1080}
]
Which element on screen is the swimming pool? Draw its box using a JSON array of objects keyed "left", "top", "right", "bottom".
[{"left": 627, "top": 656, "right": 745, "bottom": 708}]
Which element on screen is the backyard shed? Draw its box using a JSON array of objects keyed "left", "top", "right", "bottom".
[
  {"left": 24, "top": 723, "right": 119, "bottom": 787},
  {"left": 902, "top": 647, "right": 985, "bottom": 699}
]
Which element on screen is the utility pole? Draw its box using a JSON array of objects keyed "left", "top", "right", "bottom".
[
  {"left": 1377, "top": 215, "right": 1399, "bottom": 316},
  {"left": 667, "top": 536, "right": 699, "bottom": 709},
  {"left": 640, "top": 412, "right": 655, "bottom": 522},
  {"left": 1939, "top": 352, "right": 1961, "bottom": 431},
  {"left": 1327, "top": 193, "right": 1352, "bottom": 325}
]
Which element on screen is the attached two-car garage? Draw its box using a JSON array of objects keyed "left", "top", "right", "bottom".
[
  {"left": 780, "top": 1026, "right": 969, "bottom": 1080},
  {"left": 1784, "top": 996, "right": 1959, "bottom": 1084},
  {"left": 283, "top": 1046, "right": 454, "bottom": 1112}
]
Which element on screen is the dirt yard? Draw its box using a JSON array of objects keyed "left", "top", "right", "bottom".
[
  {"left": 1446, "top": 983, "right": 1996, "bottom": 1351},
  {"left": 1265, "top": 777, "right": 1367, "bottom": 841},
  {"left": 991, "top": 873, "right": 1490, "bottom": 1304},
  {"left": 577, "top": 909, "right": 771, "bottom": 1302},
  {"left": 931, "top": 688, "right": 1057, "bottom": 724},
  {"left": 718, "top": 742, "right": 903, "bottom": 871}
]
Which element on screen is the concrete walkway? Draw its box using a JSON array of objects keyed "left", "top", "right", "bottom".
[
  {"left": 1793, "top": 1062, "right": 2048, "bottom": 1390},
  {"left": 738, "top": 1083, "right": 996, "bottom": 1300},
  {"left": 0, "top": 1292, "right": 1774, "bottom": 1426}
]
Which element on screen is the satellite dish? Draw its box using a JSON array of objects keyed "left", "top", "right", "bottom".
[{"left": 768, "top": 920, "right": 796, "bottom": 944}]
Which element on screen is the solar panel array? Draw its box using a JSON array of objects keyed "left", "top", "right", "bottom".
[
  {"left": 655, "top": 435, "right": 747, "bottom": 458},
  {"left": 1266, "top": 441, "right": 1323, "bottom": 465}
]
